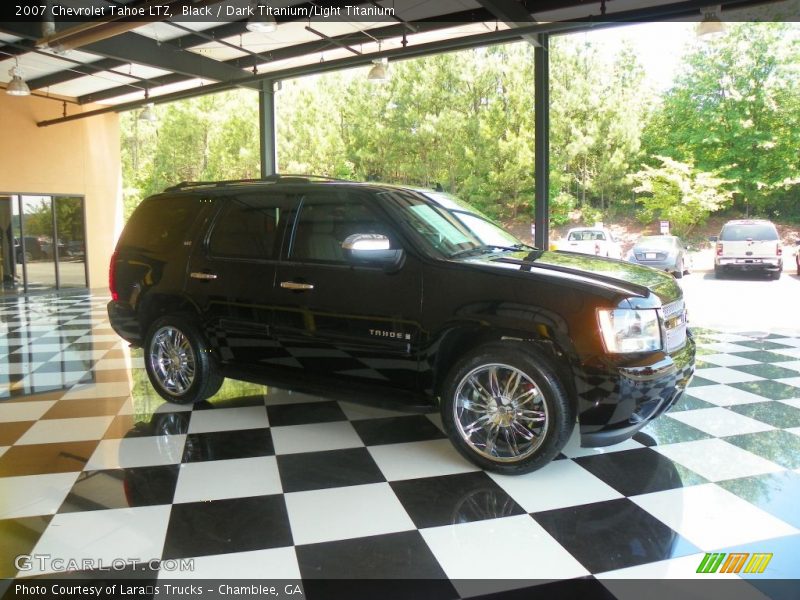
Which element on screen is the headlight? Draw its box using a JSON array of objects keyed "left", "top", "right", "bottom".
[{"left": 597, "top": 308, "right": 663, "bottom": 353}]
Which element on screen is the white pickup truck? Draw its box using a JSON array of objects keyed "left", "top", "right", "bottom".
[
  {"left": 560, "top": 227, "right": 623, "bottom": 259},
  {"left": 712, "top": 220, "right": 783, "bottom": 280}
]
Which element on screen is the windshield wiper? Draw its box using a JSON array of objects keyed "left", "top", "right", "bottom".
[
  {"left": 449, "top": 245, "right": 489, "bottom": 259},
  {"left": 450, "top": 243, "right": 536, "bottom": 259}
]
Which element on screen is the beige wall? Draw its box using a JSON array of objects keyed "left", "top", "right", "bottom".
[{"left": 0, "top": 93, "right": 123, "bottom": 291}]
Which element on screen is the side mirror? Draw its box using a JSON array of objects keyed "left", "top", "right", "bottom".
[
  {"left": 342, "top": 234, "right": 404, "bottom": 270},
  {"left": 708, "top": 236, "right": 718, "bottom": 242}
]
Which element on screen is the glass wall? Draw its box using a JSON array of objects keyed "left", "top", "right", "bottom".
[{"left": 0, "top": 194, "right": 87, "bottom": 295}]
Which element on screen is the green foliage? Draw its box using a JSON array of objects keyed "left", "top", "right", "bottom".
[{"left": 632, "top": 156, "right": 733, "bottom": 235}]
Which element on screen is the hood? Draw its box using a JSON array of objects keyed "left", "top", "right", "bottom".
[{"left": 465, "top": 249, "right": 683, "bottom": 306}]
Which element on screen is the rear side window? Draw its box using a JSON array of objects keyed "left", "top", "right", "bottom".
[
  {"left": 720, "top": 223, "right": 779, "bottom": 241},
  {"left": 122, "top": 196, "right": 199, "bottom": 253},
  {"left": 208, "top": 194, "right": 291, "bottom": 260}
]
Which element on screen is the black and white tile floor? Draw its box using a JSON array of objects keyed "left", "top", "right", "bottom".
[{"left": 1, "top": 292, "right": 800, "bottom": 596}]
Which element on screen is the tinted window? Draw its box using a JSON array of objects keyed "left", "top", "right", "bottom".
[
  {"left": 122, "top": 196, "right": 199, "bottom": 253},
  {"left": 209, "top": 194, "right": 288, "bottom": 260},
  {"left": 720, "top": 223, "right": 779, "bottom": 241},
  {"left": 569, "top": 230, "right": 606, "bottom": 241},
  {"left": 289, "top": 194, "right": 392, "bottom": 263}
]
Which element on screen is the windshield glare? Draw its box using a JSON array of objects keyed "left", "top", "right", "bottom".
[{"left": 635, "top": 236, "right": 676, "bottom": 249}]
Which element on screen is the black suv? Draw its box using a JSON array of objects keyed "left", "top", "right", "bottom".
[{"left": 108, "top": 176, "right": 695, "bottom": 474}]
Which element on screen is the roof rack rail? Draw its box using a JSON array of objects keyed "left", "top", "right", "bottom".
[{"left": 164, "top": 174, "right": 350, "bottom": 192}]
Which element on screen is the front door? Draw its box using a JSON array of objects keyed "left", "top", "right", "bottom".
[{"left": 272, "top": 190, "right": 423, "bottom": 392}]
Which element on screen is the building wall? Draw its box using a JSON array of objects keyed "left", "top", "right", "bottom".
[{"left": 0, "top": 93, "right": 123, "bottom": 291}]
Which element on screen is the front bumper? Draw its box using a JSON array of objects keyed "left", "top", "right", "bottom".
[{"left": 578, "top": 332, "right": 696, "bottom": 447}]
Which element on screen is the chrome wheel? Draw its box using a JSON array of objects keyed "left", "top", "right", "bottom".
[
  {"left": 453, "top": 363, "right": 549, "bottom": 462},
  {"left": 148, "top": 325, "right": 196, "bottom": 396}
]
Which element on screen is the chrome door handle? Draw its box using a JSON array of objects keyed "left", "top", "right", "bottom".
[
  {"left": 190, "top": 272, "right": 218, "bottom": 280},
  {"left": 280, "top": 281, "right": 314, "bottom": 290}
]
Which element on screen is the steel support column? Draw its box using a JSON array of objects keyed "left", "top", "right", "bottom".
[
  {"left": 259, "top": 80, "right": 277, "bottom": 177},
  {"left": 534, "top": 33, "right": 550, "bottom": 250}
]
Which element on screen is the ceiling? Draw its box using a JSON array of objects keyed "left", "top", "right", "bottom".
[{"left": 0, "top": 0, "right": 791, "bottom": 123}]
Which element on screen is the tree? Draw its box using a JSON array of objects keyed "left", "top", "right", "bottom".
[{"left": 632, "top": 156, "right": 733, "bottom": 236}]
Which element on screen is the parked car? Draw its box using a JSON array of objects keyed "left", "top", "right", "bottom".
[
  {"left": 559, "top": 227, "right": 623, "bottom": 259},
  {"left": 14, "top": 236, "right": 47, "bottom": 263},
  {"left": 711, "top": 219, "right": 782, "bottom": 279},
  {"left": 108, "top": 176, "right": 694, "bottom": 474},
  {"left": 627, "top": 235, "right": 689, "bottom": 279}
]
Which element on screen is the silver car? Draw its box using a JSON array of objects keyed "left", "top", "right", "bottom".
[{"left": 627, "top": 235, "right": 689, "bottom": 279}]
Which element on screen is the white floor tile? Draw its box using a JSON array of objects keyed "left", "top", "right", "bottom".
[
  {"left": 560, "top": 427, "right": 644, "bottom": 458},
  {"left": 0, "top": 400, "right": 56, "bottom": 422},
  {"left": 693, "top": 367, "right": 763, "bottom": 384},
  {"left": 368, "top": 439, "right": 480, "bottom": 481},
  {"left": 93, "top": 357, "right": 145, "bottom": 371},
  {"left": 0, "top": 446, "right": 7, "bottom": 458},
  {"left": 771, "top": 338, "right": 800, "bottom": 348},
  {"left": 0, "top": 362, "right": 43, "bottom": 376},
  {"left": 706, "top": 333, "right": 758, "bottom": 343},
  {"left": 666, "top": 408, "right": 774, "bottom": 437},
  {"left": 786, "top": 426, "right": 800, "bottom": 437},
  {"left": 162, "top": 547, "right": 300, "bottom": 580},
  {"left": 61, "top": 381, "right": 133, "bottom": 400},
  {"left": 684, "top": 384, "right": 769, "bottom": 406},
  {"left": 632, "top": 483, "right": 798, "bottom": 551},
  {"left": 19, "top": 372, "right": 88, "bottom": 389},
  {"left": 76, "top": 334, "right": 123, "bottom": 344},
  {"left": 488, "top": 460, "right": 623, "bottom": 512},
  {"left": 421, "top": 515, "right": 589, "bottom": 583},
  {"left": 85, "top": 435, "right": 186, "bottom": 470},
  {"left": 262, "top": 388, "right": 327, "bottom": 406},
  {"left": 174, "top": 456, "right": 282, "bottom": 503},
  {"left": 188, "top": 406, "right": 270, "bottom": 434},
  {"left": 697, "top": 342, "right": 758, "bottom": 353},
  {"left": 652, "top": 439, "right": 784, "bottom": 482},
  {"left": 776, "top": 377, "right": 800, "bottom": 389},
  {"left": 698, "top": 353, "right": 759, "bottom": 367},
  {"left": 598, "top": 552, "right": 739, "bottom": 579},
  {"left": 16, "top": 416, "right": 114, "bottom": 445},
  {"left": 338, "top": 401, "right": 411, "bottom": 420},
  {"left": 774, "top": 347, "right": 800, "bottom": 359},
  {"left": 26, "top": 505, "right": 172, "bottom": 575},
  {"left": 54, "top": 350, "right": 110, "bottom": 362},
  {"left": 270, "top": 422, "right": 364, "bottom": 455},
  {"left": 285, "top": 483, "right": 415, "bottom": 545},
  {"left": 0, "top": 473, "right": 80, "bottom": 519}
]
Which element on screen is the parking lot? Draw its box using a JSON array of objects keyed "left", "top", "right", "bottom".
[{"left": 680, "top": 264, "right": 799, "bottom": 335}]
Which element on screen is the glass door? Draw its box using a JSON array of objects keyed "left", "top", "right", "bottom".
[
  {"left": 20, "top": 195, "right": 58, "bottom": 292},
  {"left": 55, "top": 196, "right": 87, "bottom": 288}
]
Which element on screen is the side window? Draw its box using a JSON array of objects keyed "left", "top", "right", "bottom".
[
  {"left": 122, "top": 196, "right": 200, "bottom": 253},
  {"left": 208, "top": 194, "right": 288, "bottom": 260},
  {"left": 289, "top": 194, "right": 392, "bottom": 263}
]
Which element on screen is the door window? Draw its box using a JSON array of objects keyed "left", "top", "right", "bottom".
[
  {"left": 208, "top": 194, "right": 289, "bottom": 260},
  {"left": 289, "top": 194, "right": 394, "bottom": 263}
]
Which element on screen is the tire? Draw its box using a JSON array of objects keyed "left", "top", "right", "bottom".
[
  {"left": 796, "top": 260, "right": 799, "bottom": 276},
  {"left": 714, "top": 265, "right": 724, "bottom": 279},
  {"left": 144, "top": 315, "right": 223, "bottom": 404},
  {"left": 673, "top": 259, "right": 684, "bottom": 279},
  {"left": 771, "top": 270, "right": 781, "bottom": 280},
  {"left": 440, "top": 343, "right": 574, "bottom": 475}
]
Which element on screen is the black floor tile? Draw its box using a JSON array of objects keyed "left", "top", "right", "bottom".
[
  {"left": 181, "top": 428, "right": 274, "bottom": 462},
  {"left": 163, "top": 495, "right": 292, "bottom": 559},
  {"left": 277, "top": 447, "right": 385, "bottom": 493},
  {"left": 105, "top": 412, "right": 191, "bottom": 439},
  {"left": 735, "top": 340, "right": 792, "bottom": 351},
  {"left": 575, "top": 448, "right": 707, "bottom": 496},
  {"left": 296, "top": 530, "right": 450, "bottom": 580},
  {"left": 730, "top": 381, "right": 800, "bottom": 401},
  {"left": 34, "top": 361, "right": 91, "bottom": 374},
  {"left": 0, "top": 441, "right": 98, "bottom": 477},
  {"left": 42, "top": 397, "right": 127, "bottom": 419},
  {"left": 0, "top": 516, "right": 53, "bottom": 578},
  {"left": 58, "top": 465, "right": 180, "bottom": 512},
  {"left": 267, "top": 401, "right": 347, "bottom": 426},
  {"left": 724, "top": 430, "right": 800, "bottom": 469},
  {"left": 633, "top": 416, "right": 710, "bottom": 446},
  {"left": 532, "top": 498, "right": 698, "bottom": 573},
  {"left": 728, "top": 401, "right": 800, "bottom": 428},
  {"left": 687, "top": 376, "right": 716, "bottom": 388},
  {"left": 717, "top": 471, "right": 800, "bottom": 529},
  {"left": 731, "top": 351, "right": 794, "bottom": 364},
  {"left": 0, "top": 420, "right": 34, "bottom": 445},
  {"left": 390, "top": 472, "right": 525, "bottom": 529},
  {"left": 730, "top": 363, "right": 800, "bottom": 380},
  {"left": 352, "top": 415, "right": 447, "bottom": 446}
]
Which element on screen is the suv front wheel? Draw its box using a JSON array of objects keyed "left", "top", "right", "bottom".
[
  {"left": 144, "top": 316, "right": 224, "bottom": 404},
  {"left": 441, "top": 344, "right": 574, "bottom": 474}
]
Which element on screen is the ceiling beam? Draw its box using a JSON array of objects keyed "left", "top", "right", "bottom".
[
  {"left": 26, "top": 58, "right": 127, "bottom": 90},
  {"left": 475, "top": 0, "right": 540, "bottom": 46}
]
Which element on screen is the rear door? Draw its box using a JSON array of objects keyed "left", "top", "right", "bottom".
[
  {"left": 186, "top": 191, "right": 295, "bottom": 366},
  {"left": 271, "top": 188, "right": 423, "bottom": 391}
]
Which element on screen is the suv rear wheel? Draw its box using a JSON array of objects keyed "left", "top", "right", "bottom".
[
  {"left": 144, "top": 316, "right": 223, "bottom": 404},
  {"left": 441, "top": 344, "right": 574, "bottom": 474}
]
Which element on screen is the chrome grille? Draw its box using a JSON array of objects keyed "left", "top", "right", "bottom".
[{"left": 662, "top": 299, "right": 687, "bottom": 352}]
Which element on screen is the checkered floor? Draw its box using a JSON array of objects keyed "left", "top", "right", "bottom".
[{"left": 2, "top": 291, "right": 800, "bottom": 595}]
